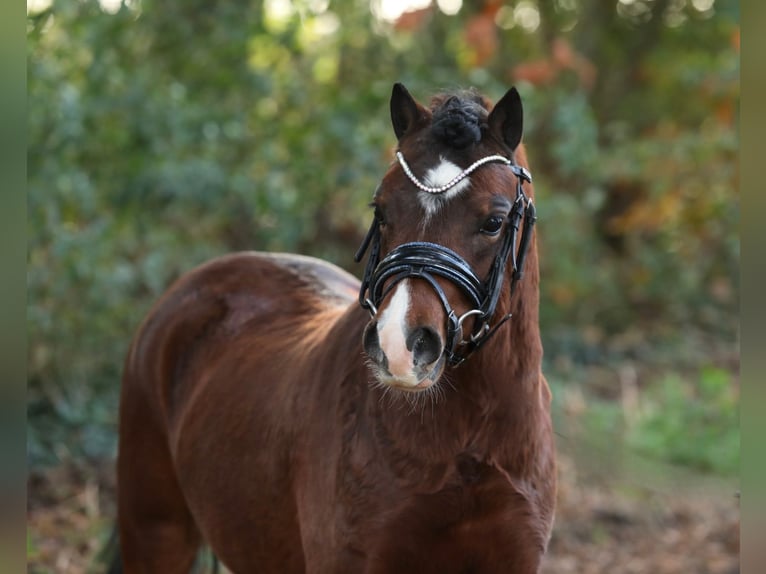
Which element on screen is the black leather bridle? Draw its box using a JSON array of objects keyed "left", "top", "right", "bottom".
[{"left": 354, "top": 153, "right": 537, "bottom": 366}]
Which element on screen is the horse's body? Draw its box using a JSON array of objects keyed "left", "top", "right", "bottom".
[{"left": 114, "top": 85, "right": 556, "bottom": 573}]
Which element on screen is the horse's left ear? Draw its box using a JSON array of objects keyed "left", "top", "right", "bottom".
[{"left": 487, "top": 87, "right": 523, "bottom": 151}]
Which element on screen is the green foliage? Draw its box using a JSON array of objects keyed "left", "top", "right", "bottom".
[
  {"left": 27, "top": 530, "right": 35, "bottom": 559},
  {"left": 27, "top": 0, "right": 738, "bottom": 470},
  {"left": 627, "top": 368, "right": 739, "bottom": 475},
  {"left": 550, "top": 367, "right": 739, "bottom": 476}
]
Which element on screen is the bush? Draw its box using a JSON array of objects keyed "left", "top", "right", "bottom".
[{"left": 627, "top": 368, "right": 739, "bottom": 475}]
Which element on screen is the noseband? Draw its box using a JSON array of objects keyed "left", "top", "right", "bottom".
[{"left": 355, "top": 152, "right": 537, "bottom": 366}]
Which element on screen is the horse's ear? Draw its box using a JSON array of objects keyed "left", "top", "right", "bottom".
[
  {"left": 390, "top": 83, "right": 428, "bottom": 141},
  {"left": 487, "top": 87, "right": 523, "bottom": 151}
]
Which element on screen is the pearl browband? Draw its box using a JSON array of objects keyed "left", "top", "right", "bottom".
[{"left": 395, "top": 151, "right": 532, "bottom": 195}]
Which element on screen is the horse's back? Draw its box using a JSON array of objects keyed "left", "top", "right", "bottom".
[{"left": 123, "top": 249, "right": 358, "bottom": 421}]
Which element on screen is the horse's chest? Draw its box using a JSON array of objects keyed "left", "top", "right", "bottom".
[{"left": 344, "top": 455, "right": 547, "bottom": 573}]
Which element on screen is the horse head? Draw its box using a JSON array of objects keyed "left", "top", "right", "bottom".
[{"left": 357, "top": 83, "right": 536, "bottom": 393}]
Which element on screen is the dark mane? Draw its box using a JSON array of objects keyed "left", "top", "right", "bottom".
[{"left": 429, "top": 89, "right": 491, "bottom": 149}]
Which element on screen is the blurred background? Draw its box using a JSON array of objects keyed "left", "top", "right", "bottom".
[{"left": 27, "top": 0, "right": 739, "bottom": 571}]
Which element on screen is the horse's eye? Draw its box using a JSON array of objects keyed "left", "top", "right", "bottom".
[{"left": 481, "top": 215, "right": 504, "bottom": 236}]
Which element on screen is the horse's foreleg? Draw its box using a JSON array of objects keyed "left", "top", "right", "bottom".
[{"left": 116, "top": 381, "right": 202, "bottom": 574}]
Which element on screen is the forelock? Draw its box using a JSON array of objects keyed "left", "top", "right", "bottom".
[{"left": 429, "top": 89, "right": 491, "bottom": 150}]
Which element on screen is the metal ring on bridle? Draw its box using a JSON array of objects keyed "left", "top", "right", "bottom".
[
  {"left": 456, "top": 309, "right": 485, "bottom": 332},
  {"left": 363, "top": 299, "right": 378, "bottom": 317}
]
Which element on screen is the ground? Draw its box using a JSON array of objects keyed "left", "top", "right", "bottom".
[{"left": 542, "top": 453, "right": 739, "bottom": 574}]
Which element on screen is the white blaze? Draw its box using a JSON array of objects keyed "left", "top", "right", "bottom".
[{"left": 376, "top": 281, "right": 416, "bottom": 383}]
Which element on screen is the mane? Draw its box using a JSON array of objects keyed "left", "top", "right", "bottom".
[{"left": 429, "top": 89, "right": 491, "bottom": 149}]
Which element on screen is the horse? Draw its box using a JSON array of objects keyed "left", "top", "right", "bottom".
[{"left": 110, "top": 83, "right": 556, "bottom": 573}]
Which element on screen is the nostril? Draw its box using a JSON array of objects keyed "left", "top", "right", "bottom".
[
  {"left": 363, "top": 322, "right": 386, "bottom": 366},
  {"left": 406, "top": 327, "right": 442, "bottom": 367}
]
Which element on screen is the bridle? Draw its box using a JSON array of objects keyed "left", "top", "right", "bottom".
[{"left": 354, "top": 151, "right": 537, "bottom": 366}]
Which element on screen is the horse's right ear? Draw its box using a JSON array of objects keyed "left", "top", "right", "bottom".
[{"left": 390, "top": 83, "right": 429, "bottom": 141}]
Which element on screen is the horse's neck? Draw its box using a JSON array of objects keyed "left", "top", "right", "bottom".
[
  {"left": 463, "top": 237, "right": 543, "bottom": 400},
  {"left": 367, "top": 260, "right": 546, "bottom": 475}
]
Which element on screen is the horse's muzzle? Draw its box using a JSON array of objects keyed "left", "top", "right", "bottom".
[{"left": 363, "top": 319, "right": 446, "bottom": 391}]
